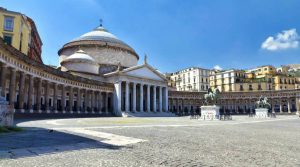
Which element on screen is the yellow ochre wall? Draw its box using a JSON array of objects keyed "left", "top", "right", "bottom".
[{"left": 0, "top": 10, "right": 31, "bottom": 55}]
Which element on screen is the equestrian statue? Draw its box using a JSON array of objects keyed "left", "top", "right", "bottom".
[
  {"left": 204, "top": 88, "right": 221, "bottom": 105},
  {"left": 255, "top": 96, "right": 271, "bottom": 109}
]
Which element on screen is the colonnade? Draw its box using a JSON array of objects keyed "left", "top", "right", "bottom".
[
  {"left": 168, "top": 96, "right": 299, "bottom": 115},
  {"left": 115, "top": 81, "right": 168, "bottom": 113},
  {"left": 0, "top": 63, "right": 113, "bottom": 114}
]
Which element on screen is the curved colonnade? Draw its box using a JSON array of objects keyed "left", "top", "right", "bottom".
[{"left": 0, "top": 40, "right": 115, "bottom": 115}]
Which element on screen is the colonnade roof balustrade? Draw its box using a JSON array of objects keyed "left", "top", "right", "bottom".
[{"left": 0, "top": 37, "right": 114, "bottom": 89}]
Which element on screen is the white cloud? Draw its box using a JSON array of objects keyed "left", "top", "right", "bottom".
[
  {"left": 213, "top": 65, "right": 222, "bottom": 71},
  {"left": 261, "top": 28, "right": 299, "bottom": 51}
]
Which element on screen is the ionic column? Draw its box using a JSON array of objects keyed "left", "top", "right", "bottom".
[
  {"left": 139, "top": 83, "right": 143, "bottom": 112},
  {"left": 69, "top": 87, "right": 74, "bottom": 114},
  {"left": 9, "top": 68, "right": 16, "bottom": 106},
  {"left": 0, "top": 65, "right": 7, "bottom": 97},
  {"left": 125, "top": 81, "right": 129, "bottom": 112},
  {"left": 18, "top": 71, "right": 26, "bottom": 112},
  {"left": 159, "top": 86, "right": 162, "bottom": 112},
  {"left": 45, "top": 81, "right": 50, "bottom": 113},
  {"left": 27, "top": 75, "right": 34, "bottom": 113},
  {"left": 77, "top": 88, "right": 81, "bottom": 113},
  {"left": 115, "top": 81, "right": 122, "bottom": 114},
  {"left": 132, "top": 82, "right": 136, "bottom": 112},
  {"left": 147, "top": 84, "right": 150, "bottom": 112},
  {"left": 61, "top": 85, "right": 66, "bottom": 113},
  {"left": 153, "top": 86, "right": 156, "bottom": 112},
  {"left": 53, "top": 83, "right": 58, "bottom": 113},
  {"left": 163, "top": 87, "right": 168, "bottom": 112}
]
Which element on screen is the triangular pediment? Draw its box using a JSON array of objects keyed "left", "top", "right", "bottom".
[{"left": 123, "top": 65, "right": 166, "bottom": 81}]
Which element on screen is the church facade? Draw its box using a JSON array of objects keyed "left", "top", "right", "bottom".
[
  {"left": 0, "top": 24, "right": 169, "bottom": 117},
  {"left": 0, "top": 24, "right": 299, "bottom": 117}
]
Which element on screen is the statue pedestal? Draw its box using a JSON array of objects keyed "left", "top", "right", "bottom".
[
  {"left": 255, "top": 108, "right": 268, "bottom": 118},
  {"left": 0, "top": 96, "right": 14, "bottom": 126},
  {"left": 200, "top": 105, "right": 220, "bottom": 120}
]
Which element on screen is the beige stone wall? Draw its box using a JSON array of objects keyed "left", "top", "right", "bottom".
[{"left": 59, "top": 46, "right": 138, "bottom": 69}]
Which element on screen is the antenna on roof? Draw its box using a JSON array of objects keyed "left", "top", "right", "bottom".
[{"left": 99, "top": 18, "right": 103, "bottom": 27}]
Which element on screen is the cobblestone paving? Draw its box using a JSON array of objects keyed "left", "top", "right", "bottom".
[{"left": 0, "top": 116, "right": 300, "bottom": 167}]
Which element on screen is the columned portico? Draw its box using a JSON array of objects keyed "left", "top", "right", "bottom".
[{"left": 114, "top": 80, "right": 168, "bottom": 115}]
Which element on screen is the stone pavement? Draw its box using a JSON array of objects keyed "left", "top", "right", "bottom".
[{"left": 0, "top": 116, "right": 300, "bottom": 166}]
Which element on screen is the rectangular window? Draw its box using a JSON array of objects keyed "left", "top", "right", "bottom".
[
  {"left": 4, "top": 16, "right": 14, "bottom": 31},
  {"left": 3, "top": 34, "right": 13, "bottom": 45}
]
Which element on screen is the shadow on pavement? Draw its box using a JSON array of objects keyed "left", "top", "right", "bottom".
[{"left": 0, "top": 116, "right": 122, "bottom": 160}]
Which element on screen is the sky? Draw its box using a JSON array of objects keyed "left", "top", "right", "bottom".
[{"left": 1, "top": 0, "right": 300, "bottom": 73}]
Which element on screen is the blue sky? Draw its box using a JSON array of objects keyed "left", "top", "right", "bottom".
[{"left": 2, "top": 0, "right": 300, "bottom": 72}]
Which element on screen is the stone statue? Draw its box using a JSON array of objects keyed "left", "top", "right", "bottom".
[
  {"left": 204, "top": 88, "right": 221, "bottom": 105},
  {"left": 255, "top": 96, "right": 271, "bottom": 109},
  {"left": 144, "top": 54, "right": 147, "bottom": 64}
]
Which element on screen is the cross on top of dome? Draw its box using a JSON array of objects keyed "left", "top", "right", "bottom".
[{"left": 99, "top": 18, "right": 103, "bottom": 27}]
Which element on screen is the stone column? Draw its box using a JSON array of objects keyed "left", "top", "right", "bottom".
[
  {"left": 132, "top": 82, "right": 136, "bottom": 112},
  {"left": 279, "top": 100, "right": 283, "bottom": 113},
  {"left": 287, "top": 99, "right": 291, "bottom": 113},
  {"left": 163, "top": 87, "right": 168, "bottom": 112},
  {"left": 159, "top": 87, "right": 163, "bottom": 112},
  {"left": 0, "top": 65, "right": 7, "bottom": 97},
  {"left": 95, "top": 91, "right": 99, "bottom": 113},
  {"left": 69, "top": 87, "right": 74, "bottom": 114},
  {"left": 18, "top": 71, "right": 26, "bottom": 112},
  {"left": 36, "top": 78, "right": 42, "bottom": 113},
  {"left": 105, "top": 92, "right": 109, "bottom": 114},
  {"left": 53, "top": 83, "right": 58, "bottom": 113},
  {"left": 77, "top": 88, "right": 81, "bottom": 113},
  {"left": 296, "top": 96, "right": 300, "bottom": 114},
  {"left": 91, "top": 90, "right": 95, "bottom": 113},
  {"left": 153, "top": 86, "right": 156, "bottom": 112},
  {"left": 125, "top": 81, "right": 129, "bottom": 112},
  {"left": 27, "top": 75, "right": 34, "bottom": 113},
  {"left": 176, "top": 98, "right": 179, "bottom": 113},
  {"left": 9, "top": 68, "right": 16, "bottom": 106},
  {"left": 271, "top": 98, "right": 275, "bottom": 113},
  {"left": 139, "top": 83, "right": 143, "bottom": 112},
  {"left": 98, "top": 91, "right": 102, "bottom": 113},
  {"left": 115, "top": 81, "right": 122, "bottom": 115},
  {"left": 146, "top": 84, "right": 150, "bottom": 112},
  {"left": 61, "top": 85, "right": 66, "bottom": 113},
  {"left": 83, "top": 89, "right": 88, "bottom": 113},
  {"left": 45, "top": 81, "right": 50, "bottom": 113}
]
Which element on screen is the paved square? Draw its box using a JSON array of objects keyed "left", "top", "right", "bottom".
[{"left": 1, "top": 116, "right": 300, "bottom": 167}]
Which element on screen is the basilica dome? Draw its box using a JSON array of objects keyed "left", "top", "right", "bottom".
[
  {"left": 60, "top": 49, "right": 99, "bottom": 74},
  {"left": 58, "top": 24, "right": 139, "bottom": 74}
]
